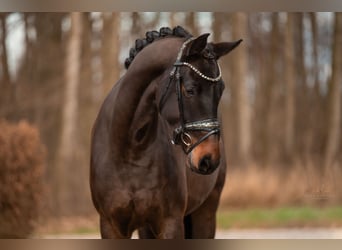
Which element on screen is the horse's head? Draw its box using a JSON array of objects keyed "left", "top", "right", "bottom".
[{"left": 159, "top": 32, "right": 242, "bottom": 175}]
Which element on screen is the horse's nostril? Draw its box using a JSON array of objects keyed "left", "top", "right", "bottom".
[{"left": 199, "top": 155, "right": 212, "bottom": 172}]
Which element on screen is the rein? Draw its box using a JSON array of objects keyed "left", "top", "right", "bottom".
[{"left": 159, "top": 38, "right": 222, "bottom": 155}]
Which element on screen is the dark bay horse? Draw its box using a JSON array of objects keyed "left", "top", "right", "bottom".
[{"left": 90, "top": 26, "right": 241, "bottom": 239}]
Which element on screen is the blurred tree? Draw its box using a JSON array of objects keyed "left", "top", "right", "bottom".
[
  {"left": 0, "top": 13, "right": 10, "bottom": 84},
  {"left": 248, "top": 13, "right": 262, "bottom": 163},
  {"left": 303, "top": 13, "right": 325, "bottom": 167},
  {"left": 294, "top": 13, "right": 306, "bottom": 90},
  {"left": 254, "top": 13, "right": 282, "bottom": 166},
  {"left": 324, "top": 13, "right": 342, "bottom": 171},
  {"left": 76, "top": 12, "right": 97, "bottom": 215},
  {"left": 80, "top": 12, "right": 92, "bottom": 89},
  {"left": 213, "top": 12, "right": 224, "bottom": 42},
  {"left": 213, "top": 12, "right": 235, "bottom": 163},
  {"left": 57, "top": 12, "right": 82, "bottom": 215},
  {"left": 132, "top": 12, "right": 143, "bottom": 37},
  {"left": 0, "top": 13, "right": 12, "bottom": 119},
  {"left": 185, "top": 12, "right": 199, "bottom": 37},
  {"left": 309, "top": 13, "right": 319, "bottom": 94},
  {"left": 284, "top": 13, "right": 296, "bottom": 162},
  {"left": 293, "top": 13, "right": 307, "bottom": 161},
  {"left": 102, "top": 12, "right": 120, "bottom": 96},
  {"left": 169, "top": 12, "right": 177, "bottom": 28},
  {"left": 231, "top": 12, "right": 251, "bottom": 165},
  {"left": 78, "top": 12, "right": 94, "bottom": 153}
]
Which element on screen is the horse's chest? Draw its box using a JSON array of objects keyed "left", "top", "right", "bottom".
[
  {"left": 131, "top": 188, "right": 161, "bottom": 211},
  {"left": 112, "top": 169, "right": 165, "bottom": 213},
  {"left": 185, "top": 169, "right": 219, "bottom": 214}
]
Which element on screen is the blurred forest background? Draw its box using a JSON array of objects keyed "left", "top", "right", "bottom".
[{"left": 0, "top": 12, "right": 342, "bottom": 235}]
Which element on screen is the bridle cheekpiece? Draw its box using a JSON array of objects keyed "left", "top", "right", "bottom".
[{"left": 164, "top": 37, "right": 222, "bottom": 154}]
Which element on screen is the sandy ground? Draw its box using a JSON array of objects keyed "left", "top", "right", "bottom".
[{"left": 39, "top": 228, "right": 342, "bottom": 239}]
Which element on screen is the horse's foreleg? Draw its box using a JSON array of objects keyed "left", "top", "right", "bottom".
[
  {"left": 100, "top": 216, "right": 132, "bottom": 239},
  {"left": 155, "top": 217, "right": 184, "bottom": 239},
  {"left": 186, "top": 206, "right": 216, "bottom": 238},
  {"left": 186, "top": 184, "right": 223, "bottom": 238},
  {"left": 100, "top": 216, "right": 116, "bottom": 238},
  {"left": 138, "top": 226, "right": 156, "bottom": 239}
]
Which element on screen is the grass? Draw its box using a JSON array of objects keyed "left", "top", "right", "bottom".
[{"left": 217, "top": 206, "right": 342, "bottom": 229}]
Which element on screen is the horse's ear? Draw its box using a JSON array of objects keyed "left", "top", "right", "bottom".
[
  {"left": 184, "top": 33, "right": 210, "bottom": 57},
  {"left": 212, "top": 39, "right": 243, "bottom": 59}
]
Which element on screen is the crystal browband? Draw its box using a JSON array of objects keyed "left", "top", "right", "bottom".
[{"left": 177, "top": 62, "right": 222, "bottom": 82}]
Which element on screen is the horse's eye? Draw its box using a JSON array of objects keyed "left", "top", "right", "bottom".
[
  {"left": 186, "top": 88, "right": 195, "bottom": 96},
  {"left": 182, "top": 86, "right": 196, "bottom": 97}
]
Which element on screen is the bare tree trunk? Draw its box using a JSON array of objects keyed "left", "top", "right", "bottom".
[
  {"left": 284, "top": 13, "right": 296, "bottom": 162},
  {"left": 73, "top": 13, "right": 99, "bottom": 215},
  {"left": 185, "top": 12, "right": 199, "bottom": 37},
  {"left": 0, "top": 13, "right": 11, "bottom": 118},
  {"left": 264, "top": 13, "right": 280, "bottom": 165},
  {"left": 306, "top": 12, "right": 323, "bottom": 168},
  {"left": 213, "top": 12, "right": 231, "bottom": 163},
  {"left": 79, "top": 12, "right": 93, "bottom": 109},
  {"left": 324, "top": 13, "right": 342, "bottom": 170},
  {"left": 102, "top": 12, "right": 120, "bottom": 96},
  {"left": 213, "top": 12, "right": 224, "bottom": 42},
  {"left": 293, "top": 13, "right": 308, "bottom": 161},
  {"left": 131, "top": 12, "right": 142, "bottom": 37},
  {"left": 57, "top": 12, "right": 82, "bottom": 215},
  {"left": 169, "top": 12, "right": 177, "bottom": 28},
  {"left": 0, "top": 13, "right": 10, "bottom": 84},
  {"left": 231, "top": 12, "right": 251, "bottom": 165},
  {"left": 294, "top": 13, "right": 306, "bottom": 89},
  {"left": 310, "top": 13, "right": 320, "bottom": 96},
  {"left": 250, "top": 15, "right": 264, "bottom": 164}
]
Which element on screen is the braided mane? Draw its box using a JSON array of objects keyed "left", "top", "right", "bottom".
[{"left": 124, "top": 26, "right": 193, "bottom": 69}]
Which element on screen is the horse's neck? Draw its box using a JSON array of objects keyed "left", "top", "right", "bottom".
[{"left": 110, "top": 38, "right": 182, "bottom": 156}]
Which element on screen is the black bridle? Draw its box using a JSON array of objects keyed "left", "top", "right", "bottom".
[{"left": 159, "top": 37, "right": 222, "bottom": 154}]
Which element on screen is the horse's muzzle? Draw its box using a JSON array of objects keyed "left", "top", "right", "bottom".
[
  {"left": 196, "top": 154, "right": 220, "bottom": 175},
  {"left": 188, "top": 134, "right": 220, "bottom": 175}
]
